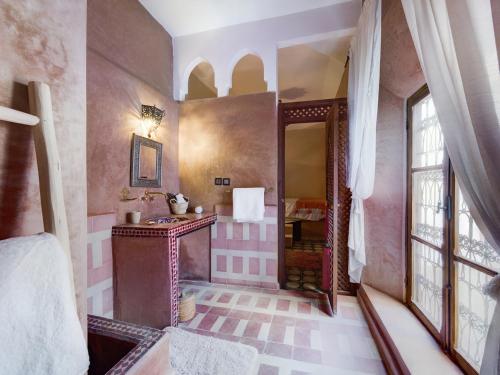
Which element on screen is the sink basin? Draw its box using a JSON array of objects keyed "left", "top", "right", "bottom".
[{"left": 144, "top": 216, "right": 189, "bottom": 225}]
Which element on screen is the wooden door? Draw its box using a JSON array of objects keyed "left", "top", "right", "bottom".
[{"left": 325, "top": 101, "right": 353, "bottom": 310}]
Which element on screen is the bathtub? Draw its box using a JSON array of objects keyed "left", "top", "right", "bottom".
[{"left": 87, "top": 315, "right": 172, "bottom": 374}]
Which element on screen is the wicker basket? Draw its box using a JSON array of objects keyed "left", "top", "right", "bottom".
[
  {"left": 169, "top": 198, "right": 189, "bottom": 215},
  {"left": 178, "top": 292, "right": 196, "bottom": 322}
]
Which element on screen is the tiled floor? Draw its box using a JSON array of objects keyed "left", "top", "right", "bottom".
[
  {"left": 179, "top": 281, "right": 386, "bottom": 375},
  {"left": 285, "top": 240, "right": 324, "bottom": 290}
]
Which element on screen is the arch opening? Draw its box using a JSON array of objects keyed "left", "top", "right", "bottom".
[
  {"left": 229, "top": 54, "right": 267, "bottom": 96},
  {"left": 186, "top": 61, "right": 217, "bottom": 100}
]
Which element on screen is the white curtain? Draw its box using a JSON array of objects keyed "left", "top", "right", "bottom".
[
  {"left": 401, "top": 1, "right": 500, "bottom": 374},
  {"left": 347, "top": 0, "right": 381, "bottom": 283}
]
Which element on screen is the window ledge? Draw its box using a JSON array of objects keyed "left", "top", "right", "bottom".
[{"left": 358, "top": 284, "right": 462, "bottom": 375}]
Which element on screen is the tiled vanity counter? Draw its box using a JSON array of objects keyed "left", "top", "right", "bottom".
[{"left": 112, "top": 213, "right": 217, "bottom": 329}]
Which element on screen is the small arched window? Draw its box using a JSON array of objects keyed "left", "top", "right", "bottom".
[
  {"left": 229, "top": 54, "right": 267, "bottom": 96},
  {"left": 186, "top": 62, "right": 217, "bottom": 100}
]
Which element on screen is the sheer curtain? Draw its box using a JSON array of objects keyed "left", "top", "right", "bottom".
[
  {"left": 347, "top": 0, "right": 381, "bottom": 283},
  {"left": 401, "top": 1, "right": 500, "bottom": 373}
]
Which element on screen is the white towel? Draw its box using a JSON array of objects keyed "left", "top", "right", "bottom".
[
  {"left": 0, "top": 233, "right": 89, "bottom": 375},
  {"left": 233, "top": 188, "right": 265, "bottom": 222},
  {"left": 175, "top": 193, "right": 187, "bottom": 203}
]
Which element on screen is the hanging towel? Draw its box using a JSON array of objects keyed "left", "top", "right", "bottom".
[
  {"left": 233, "top": 188, "right": 265, "bottom": 222},
  {"left": 175, "top": 193, "right": 187, "bottom": 203},
  {"left": 0, "top": 233, "right": 89, "bottom": 375}
]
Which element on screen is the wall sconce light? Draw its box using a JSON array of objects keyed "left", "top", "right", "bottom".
[{"left": 141, "top": 104, "right": 165, "bottom": 138}]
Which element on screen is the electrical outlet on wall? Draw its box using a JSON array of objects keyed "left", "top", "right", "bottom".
[
  {"left": 215, "top": 177, "right": 222, "bottom": 185},
  {"left": 222, "top": 178, "right": 230, "bottom": 186}
]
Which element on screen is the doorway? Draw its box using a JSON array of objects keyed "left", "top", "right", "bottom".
[
  {"left": 284, "top": 121, "right": 327, "bottom": 292},
  {"left": 278, "top": 99, "right": 352, "bottom": 314}
]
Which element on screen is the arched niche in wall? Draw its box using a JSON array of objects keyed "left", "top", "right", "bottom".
[
  {"left": 229, "top": 54, "right": 267, "bottom": 96},
  {"left": 186, "top": 61, "right": 217, "bottom": 100}
]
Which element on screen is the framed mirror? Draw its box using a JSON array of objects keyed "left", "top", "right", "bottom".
[{"left": 130, "top": 133, "right": 162, "bottom": 187}]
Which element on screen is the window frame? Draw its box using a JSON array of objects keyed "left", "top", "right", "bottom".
[
  {"left": 406, "top": 84, "right": 451, "bottom": 347},
  {"left": 406, "top": 85, "right": 498, "bottom": 375}
]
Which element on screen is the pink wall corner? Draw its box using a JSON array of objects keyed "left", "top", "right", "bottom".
[
  {"left": 364, "top": 87, "right": 406, "bottom": 301},
  {"left": 379, "top": 0, "right": 426, "bottom": 99},
  {"left": 0, "top": 0, "right": 87, "bottom": 330},
  {"left": 362, "top": 0, "right": 425, "bottom": 302},
  {"left": 87, "top": 0, "right": 179, "bottom": 225},
  {"left": 179, "top": 227, "right": 211, "bottom": 281}
]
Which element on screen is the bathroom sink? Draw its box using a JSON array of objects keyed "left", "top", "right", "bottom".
[{"left": 144, "top": 216, "right": 189, "bottom": 225}]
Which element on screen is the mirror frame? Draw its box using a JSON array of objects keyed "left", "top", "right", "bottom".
[{"left": 130, "top": 133, "right": 162, "bottom": 187}]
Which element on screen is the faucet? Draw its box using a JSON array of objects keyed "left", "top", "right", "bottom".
[
  {"left": 119, "top": 188, "right": 170, "bottom": 204},
  {"left": 144, "top": 190, "right": 169, "bottom": 204}
]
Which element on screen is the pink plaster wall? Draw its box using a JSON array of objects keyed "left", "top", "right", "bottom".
[
  {"left": 178, "top": 92, "right": 278, "bottom": 210},
  {"left": 87, "top": 0, "right": 179, "bottom": 224},
  {"left": 362, "top": 0, "right": 425, "bottom": 301},
  {"left": 378, "top": 0, "right": 425, "bottom": 99},
  {"left": 364, "top": 87, "right": 406, "bottom": 300},
  {"left": 0, "top": 0, "right": 87, "bottom": 329},
  {"left": 178, "top": 92, "right": 278, "bottom": 283},
  {"left": 364, "top": 0, "right": 499, "bottom": 302},
  {"left": 179, "top": 227, "right": 211, "bottom": 281}
]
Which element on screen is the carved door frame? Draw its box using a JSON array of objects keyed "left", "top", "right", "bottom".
[{"left": 278, "top": 99, "right": 354, "bottom": 313}]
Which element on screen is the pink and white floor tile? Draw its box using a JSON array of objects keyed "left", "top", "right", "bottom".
[{"left": 179, "top": 281, "right": 386, "bottom": 375}]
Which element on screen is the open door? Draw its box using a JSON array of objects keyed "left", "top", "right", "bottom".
[
  {"left": 278, "top": 99, "right": 352, "bottom": 315},
  {"left": 325, "top": 100, "right": 353, "bottom": 312}
]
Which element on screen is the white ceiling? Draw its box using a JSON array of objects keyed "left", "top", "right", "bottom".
[
  {"left": 139, "top": 0, "right": 350, "bottom": 37},
  {"left": 307, "top": 35, "right": 352, "bottom": 60}
]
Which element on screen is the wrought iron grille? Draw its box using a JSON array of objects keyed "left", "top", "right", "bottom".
[
  {"left": 412, "top": 95, "right": 444, "bottom": 168},
  {"left": 456, "top": 262, "right": 496, "bottom": 371},
  {"left": 409, "top": 90, "right": 498, "bottom": 373},
  {"left": 411, "top": 240, "right": 443, "bottom": 329},
  {"left": 412, "top": 170, "right": 445, "bottom": 247},
  {"left": 457, "top": 188, "right": 500, "bottom": 272}
]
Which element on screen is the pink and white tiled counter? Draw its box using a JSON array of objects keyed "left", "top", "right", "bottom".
[
  {"left": 87, "top": 213, "right": 116, "bottom": 318},
  {"left": 211, "top": 205, "right": 279, "bottom": 289},
  {"left": 87, "top": 205, "right": 279, "bottom": 320}
]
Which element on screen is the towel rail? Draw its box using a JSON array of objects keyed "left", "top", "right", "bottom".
[
  {"left": 0, "top": 105, "right": 39, "bottom": 126},
  {"left": 224, "top": 187, "right": 274, "bottom": 193}
]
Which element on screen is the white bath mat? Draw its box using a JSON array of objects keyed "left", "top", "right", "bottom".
[{"left": 166, "top": 327, "right": 258, "bottom": 375}]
